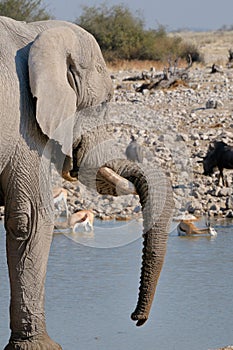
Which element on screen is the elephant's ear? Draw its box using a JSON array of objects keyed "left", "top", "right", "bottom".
[{"left": 29, "top": 26, "right": 78, "bottom": 156}]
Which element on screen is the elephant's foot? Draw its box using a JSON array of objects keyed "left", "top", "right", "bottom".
[{"left": 4, "top": 333, "right": 62, "bottom": 350}]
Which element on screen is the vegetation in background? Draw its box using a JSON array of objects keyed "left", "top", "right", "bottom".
[
  {"left": 75, "top": 3, "right": 202, "bottom": 63},
  {"left": 0, "top": 0, "right": 51, "bottom": 21},
  {"left": 0, "top": 1, "right": 202, "bottom": 63}
]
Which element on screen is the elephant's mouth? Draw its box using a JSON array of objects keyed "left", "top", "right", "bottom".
[
  {"left": 62, "top": 166, "right": 137, "bottom": 196},
  {"left": 61, "top": 142, "right": 137, "bottom": 195}
]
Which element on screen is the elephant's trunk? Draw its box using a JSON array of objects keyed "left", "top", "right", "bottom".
[{"left": 98, "top": 159, "right": 174, "bottom": 326}]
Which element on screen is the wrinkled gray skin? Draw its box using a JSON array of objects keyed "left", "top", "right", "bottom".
[{"left": 0, "top": 17, "right": 174, "bottom": 350}]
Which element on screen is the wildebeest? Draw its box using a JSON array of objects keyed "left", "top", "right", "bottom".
[
  {"left": 125, "top": 135, "right": 144, "bottom": 163},
  {"left": 203, "top": 140, "right": 233, "bottom": 185}
]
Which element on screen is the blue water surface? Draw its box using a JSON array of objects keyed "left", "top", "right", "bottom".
[{"left": 0, "top": 218, "right": 233, "bottom": 350}]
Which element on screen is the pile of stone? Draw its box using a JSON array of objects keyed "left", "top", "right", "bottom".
[{"left": 57, "top": 63, "right": 233, "bottom": 220}]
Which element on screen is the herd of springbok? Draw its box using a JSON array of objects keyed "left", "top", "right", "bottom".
[{"left": 52, "top": 137, "right": 233, "bottom": 237}]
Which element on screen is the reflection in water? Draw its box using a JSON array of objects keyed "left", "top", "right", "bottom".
[
  {"left": 63, "top": 218, "right": 143, "bottom": 248},
  {"left": 0, "top": 220, "right": 233, "bottom": 350},
  {"left": 53, "top": 192, "right": 143, "bottom": 248}
]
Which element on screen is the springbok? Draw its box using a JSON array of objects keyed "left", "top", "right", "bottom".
[
  {"left": 69, "top": 210, "right": 94, "bottom": 233},
  {"left": 177, "top": 220, "right": 217, "bottom": 236},
  {"left": 53, "top": 187, "right": 68, "bottom": 217}
]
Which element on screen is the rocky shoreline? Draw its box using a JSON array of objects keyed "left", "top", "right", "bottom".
[{"left": 50, "top": 62, "right": 233, "bottom": 223}]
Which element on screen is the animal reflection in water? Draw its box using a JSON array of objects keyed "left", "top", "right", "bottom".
[
  {"left": 53, "top": 187, "right": 94, "bottom": 234},
  {"left": 177, "top": 219, "right": 217, "bottom": 237}
]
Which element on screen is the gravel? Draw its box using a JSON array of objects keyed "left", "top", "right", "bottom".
[
  {"left": 58, "top": 64, "right": 233, "bottom": 221},
  {"left": 1, "top": 64, "right": 232, "bottom": 223}
]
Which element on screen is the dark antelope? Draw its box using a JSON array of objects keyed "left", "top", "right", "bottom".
[{"left": 203, "top": 140, "right": 233, "bottom": 185}]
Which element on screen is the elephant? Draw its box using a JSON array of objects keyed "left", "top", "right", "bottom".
[{"left": 0, "top": 16, "right": 174, "bottom": 349}]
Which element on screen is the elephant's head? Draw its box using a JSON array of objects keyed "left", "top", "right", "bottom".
[
  {"left": 28, "top": 24, "right": 174, "bottom": 326},
  {"left": 29, "top": 24, "right": 113, "bottom": 156}
]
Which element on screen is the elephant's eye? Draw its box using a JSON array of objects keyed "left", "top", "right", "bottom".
[
  {"left": 67, "top": 66, "right": 78, "bottom": 95},
  {"left": 95, "top": 63, "right": 104, "bottom": 73}
]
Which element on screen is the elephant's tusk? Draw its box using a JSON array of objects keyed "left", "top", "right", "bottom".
[
  {"left": 62, "top": 171, "right": 78, "bottom": 182},
  {"left": 98, "top": 167, "right": 137, "bottom": 195}
]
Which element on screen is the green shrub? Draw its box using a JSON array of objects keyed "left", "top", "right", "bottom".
[
  {"left": 0, "top": 0, "right": 51, "bottom": 21},
  {"left": 179, "top": 42, "right": 204, "bottom": 63},
  {"left": 75, "top": 3, "right": 202, "bottom": 63},
  {"left": 76, "top": 4, "right": 145, "bottom": 60}
]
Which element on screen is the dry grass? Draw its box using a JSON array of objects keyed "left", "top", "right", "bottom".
[
  {"left": 107, "top": 31, "right": 233, "bottom": 71},
  {"left": 107, "top": 59, "right": 164, "bottom": 72},
  {"left": 169, "top": 30, "right": 233, "bottom": 65},
  {"left": 107, "top": 58, "right": 187, "bottom": 72}
]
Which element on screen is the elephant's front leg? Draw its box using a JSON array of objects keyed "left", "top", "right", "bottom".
[{"left": 2, "top": 162, "right": 61, "bottom": 350}]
